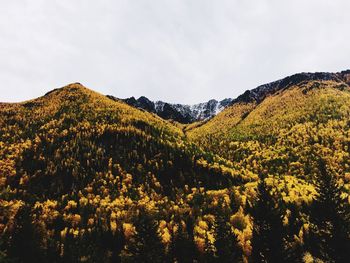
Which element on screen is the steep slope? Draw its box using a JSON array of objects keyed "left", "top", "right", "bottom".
[
  {"left": 0, "top": 83, "right": 253, "bottom": 262},
  {"left": 0, "top": 83, "right": 241, "bottom": 199},
  {"left": 2, "top": 74, "right": 350, "bottom": 262},
  {"left": 232, "top": 70, "right": 350, "bottom": 104},
  {"left": 110, "top": 95, "right": 232, "bottom": 123},
  {"left": 188, "top": 73, "right": 350, "bottom": 186}
]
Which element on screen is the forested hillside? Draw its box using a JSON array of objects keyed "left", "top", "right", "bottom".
[
  {"left": 1, "top": 75, "right": 350, "bottom": 263},
  {"left": 188, "top": 78, "right": 350, "bottom": 184},
  {"left": 0, "top": 83, "right": 249, "bottom": 263},
  {"left": 187, "top": 76, "right": 350, "bottom": 262}
]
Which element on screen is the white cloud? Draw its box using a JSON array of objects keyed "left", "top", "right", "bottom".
[{"left": 0, "top": 0, "right": 349, "bottom": 104}]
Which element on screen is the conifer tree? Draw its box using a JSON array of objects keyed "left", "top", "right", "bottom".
[
  {"left": 250, "top": 176, "right": 285, "bottom": 263},
  {"left": 202, "top": 231, "right": 215, "bottom": 263},
  {"left": 62, "top": 232, "right": 80, "bottom": 263},
  {"left": 45, "top": 233, "right": 61, "bottom": 263},
  {"left": 121, "top": 209, "right": 165, "bottom": 263},
  {"left": 86, "top": 219, "right": 109, "bottom": 263},
  {"left": 7, "top": 204, "right": 44, "bottom": 263},
  {"left": 213, "top": 200, "right": 241, "bottom": 263},
  {"left": 169, "top": 218, "right": 196, "bottom": 263},
  {"left": 283, "top": 204, "right": 304, "bottom": 263},
  {"left": 306, "top": 159, "right": 350, "bottom": 263},
  {"left": 109, "top": 226, "right": 126, "bottom": 263}
]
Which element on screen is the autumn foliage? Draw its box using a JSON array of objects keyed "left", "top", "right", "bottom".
[{"left": 1, "top": 81, "right": 350, "bottom": 262}]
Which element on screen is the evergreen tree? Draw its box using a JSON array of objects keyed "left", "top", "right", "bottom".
[
  {"left": 45, "top": 234, "right": 61, "bottom": 263},
  {"left": 201, "top": 231, "right": 215, "bottom": 263},
  {"left": 121, "top": 209, "right": 165, "bottom": 263},
  {"left": 61, "top": 232, "right": 80, "bottom": 263},
  {"left": 250, "top": 176, "right": 286, "bottom": 263},
  {"left": 108, "top": 226, "right": 126, "bottom": 263},
  {"left": 169, "top": 218, "right": 196, "bottom": 263},
  {"left": 7, "top": 205, "right": 44, "bottom": 263},
  {"left": 0, "top": 237, "right": 11, "bottom": 263},
  {"left": 213, "top": 201, "right": 241, "bottom": 263},
  {"left": 85, "top": 220, "right": 108, "bottom": 263},
  {"left": 283, "top": 204, "right": 304, "bottom": 263},
  {"left": 306, "top": 159, "right": 350, "bottom": 263}
]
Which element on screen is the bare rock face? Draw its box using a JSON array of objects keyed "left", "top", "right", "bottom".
[
  {"left": 116, "top": 96, "right": 232, "bottom": 124},
  {"left": 234, "top": 71, "right": 349, "bottom": 104},
  {"left": 108, "top": 70, "right": 350, "bottom": 124}
]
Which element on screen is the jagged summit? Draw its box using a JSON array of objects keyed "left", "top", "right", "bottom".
[
  {"left": 188, "top": 69, "right": 350, "bottom": 146},
  {"left": 108, "top": 70, "right": 350, "bottom": 124},
  {"left": 2, "top": 70, "right": 350, "bottom": 263},
  {"left": 108, "top": 95, "right": 232, "bottom": 124},
  {"left": 18, "top": 70, "right": 349, "bottom": 125},
  {"left": 234, "top": 70, "right": 350, "bottom": 104}
]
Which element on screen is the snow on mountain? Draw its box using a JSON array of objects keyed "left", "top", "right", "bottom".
[
  {"left": 107, "top": 70, "right": 350, "bottom": 124},
  {"left": 116, "top": 96, "right": 232, "bottom": 124},
  {"left": 233, "top": 70, "right": 350, "bottom": 104}
]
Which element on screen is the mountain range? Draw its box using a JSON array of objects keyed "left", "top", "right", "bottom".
[
  {"left": 107, "top": 95, "right": 232, "bottom": 124},
  {"left": 108, "top": 70, "right": 350, "bottom": 124},
  {"left": 1, "top": 70, "right": 350, "bottom": 262}
]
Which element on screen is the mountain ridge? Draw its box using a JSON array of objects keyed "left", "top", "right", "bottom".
[
  {"left": 106, "top": 70, "right": 350, "bottom": 124},
  {"left": 107, "top": 95, "right": 232, "bottom": 124},
  {"left": 1, "top": 71, "right": 350, "bottom": 262},
  {"left": 187, "top": 71, "right": 350, "bottom": 161},
  {"left": 234, "top": 70, "right": 350, "bottom": 104}
]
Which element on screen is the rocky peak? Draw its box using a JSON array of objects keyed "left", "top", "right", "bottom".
[
  {"left": 234, "top": 71, "right": 349, "bottom": 104},
  {"left": 107, "top": 70, "right": 350, "bottom": 124},
  {"left": 117, "top": 96, "right": 232, "bottom": 124}
]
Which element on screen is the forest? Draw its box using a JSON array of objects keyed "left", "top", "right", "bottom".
[{"left": 0, "top": 81, "right": 350, "bottom": 263}]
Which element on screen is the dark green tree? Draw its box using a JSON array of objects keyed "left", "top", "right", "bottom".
[
  {"left": 84, "top": 219, "right": 109, "bottom": 263},
  {"left": 306, "top": 159, "right": 350, "bottom": 263},
  {"left": 121, "top": 209, "right": 165, "bottom": 263},
  {"left": 0, "top": 237, "right": 11, "bottom": 263},
  {"left": 201, "top": 231, "right": 215, "bottom": 263},
  {"left": 169, "top": 217, "right": 196, "bottom": 263},
  {"left": 61, "top": 232, "right": 80, "bottom": 263},
  {"left": 213, "top": 201, "right": 241, "bottom": 263},
  {"left": 7, "top": 204, "right": 44, "bottom": 263},
  {"left": 250, "top": 177, "right": 286, "bottom": 263},
  {"left": 108, "top": 226, "right": 126, "bottom": 263},
  {"left": 283, "top": 204, "right": 304, "bottom": 263}
]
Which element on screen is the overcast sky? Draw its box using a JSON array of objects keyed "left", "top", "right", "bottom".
[{"left": 0, "top": 0, "right": 349, "bottom": 104}]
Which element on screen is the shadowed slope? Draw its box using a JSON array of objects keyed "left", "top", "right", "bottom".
[{"left": 0, "top": 83, "right": 241, "bottom": 200}]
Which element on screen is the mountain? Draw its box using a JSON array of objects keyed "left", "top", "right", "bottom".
[
  {"left": 233, "top": 70, "right": 350, "bottom": 104},
  {"left": 109, "top": 70, "right": 350, "bottom": 125},
  {"left": 185, "top": 72, "right": 350, "bottom": 262},
  {"left": 1, "top": 71, "right": 350, "bottom": 263},
  {"left": 187, "top": 70, "right": 350, "bottom": 181},
  {"left": 188, "top": 70, "right": 350, "bottom": 139},
  {"left": 0, "top": 83, "right": 239, "bottom": 197},
  {"left": 108, "top": 95, "right": 232, "bottom": 124},
  {"left": 0, "top": 83, "right": 246, "bottom": 262}
]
